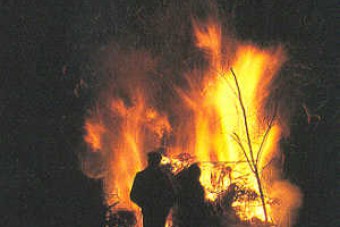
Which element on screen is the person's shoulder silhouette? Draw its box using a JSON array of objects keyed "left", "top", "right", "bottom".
[
  {"left": 130, "top": 150, "right": 175, "bottom": 227},
  {"left": 176, "top": 163, "right": 208, "bottom": 227}
]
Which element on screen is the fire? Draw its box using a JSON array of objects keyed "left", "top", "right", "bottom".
[
  {"left": 82, "top": 18, "right": 302, "bottom": 226},
  {"left": 170, "top": 20, "right": 286, "bottom": 222},
  {"left": 84, "top": 121, "right": 105, "bottom": 151},
  {"left": 84, "top": 89, "right": 171, "bottom": 225}
]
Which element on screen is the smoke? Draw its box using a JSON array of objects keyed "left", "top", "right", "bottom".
[{"left": 269, "top": 180, "right": 303, "bottom": 226}]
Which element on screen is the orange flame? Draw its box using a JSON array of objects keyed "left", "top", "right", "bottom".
[
  {"left": 83, "top": 19, "right": 302, "bottom": 226},
  {"left": 84, "top": 121, "right": 105, "bottom": 151},
  {"left": 84, "top": 88, "right": 171, "bottom": 225},
  {"left": 167, "top": 20, "right": 288, "bottom": 222}
]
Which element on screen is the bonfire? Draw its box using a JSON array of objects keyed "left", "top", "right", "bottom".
[{"left": 81, "top": 8, "right": 302, "bottom": 227}]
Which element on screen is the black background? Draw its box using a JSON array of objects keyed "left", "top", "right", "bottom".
[{"left": 0, "top": 0, "right": 337, "bottom": 226}]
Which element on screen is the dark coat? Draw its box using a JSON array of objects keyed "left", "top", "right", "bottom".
[
  {"left": 130, "top": 166, "right": 176, "bottom": 227},
  {"left": 176, "top": 166, "right": 209, "bottom": 227}
]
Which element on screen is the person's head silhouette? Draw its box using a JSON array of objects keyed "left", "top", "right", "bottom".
[
  {"left": 188, "top": 163, "right": 201, "bottom": 180},
  {"left": 147, "top": 151, "right": 162, "bottom": 167}
]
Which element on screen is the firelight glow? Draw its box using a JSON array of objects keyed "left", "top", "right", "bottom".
[{"left": 83, "top": 18, "right": 302, "bottom": 226}]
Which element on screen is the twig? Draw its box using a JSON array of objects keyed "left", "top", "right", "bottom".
[
  {"left": 230, "top": 68, "right": 256, "bottom": 165},
  {"left": 231, "top": 133, "right": 255, "bottom": 173},
  {"left": 229, "top": 67, "right": 269, "bottom": 222},
  {"left": 255, "top": 109, "right": 276, "bottom": 166}
]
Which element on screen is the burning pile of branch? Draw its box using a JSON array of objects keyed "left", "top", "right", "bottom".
[{"left": 81, "top": 12, "right": 302, "bottom": 227}]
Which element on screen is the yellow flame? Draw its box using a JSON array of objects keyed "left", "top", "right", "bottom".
[
  {"left": 170, "top": 20, "right": 286, "bottom": 222},
  {"left": 83, "top": 19, "right": 302, "bottom": 226}
]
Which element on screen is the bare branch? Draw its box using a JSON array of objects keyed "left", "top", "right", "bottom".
[
  {"left": 230, "top": 67, "right": 269, "bottom": 222},
  {"left": 231, "top": 133, "right": 255, "bottom": 173},
  {"left": 255, "top": 110, "right": 276, "bottom": 166},
  {"left": 230, "top": 67, "right": 256, "bottom": 165},
  {"left": 260, "top": 157, "right": 278, "bottom": 175}
]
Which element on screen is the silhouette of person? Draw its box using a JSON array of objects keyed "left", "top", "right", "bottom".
[
  {"left": 176, "top": 163, "right": 208, "bottom": 227},
  {"left": 130, "top": 150, "right": 176, "bottom": 227}
]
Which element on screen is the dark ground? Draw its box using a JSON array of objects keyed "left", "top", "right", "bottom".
[{"left": 0, "top": 0, "right": 338, "bottom": 226}]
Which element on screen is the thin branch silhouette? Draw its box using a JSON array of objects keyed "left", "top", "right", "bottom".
[{"left": 230, "top": 67, "right": 271, "bottom": 223}]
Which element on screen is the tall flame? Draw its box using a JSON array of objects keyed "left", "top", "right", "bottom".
[
  {"left": 169, "top": 20, "right": 289, "bottom": 223},
  {"left": 82, "top": 19, "right": 302, "bottom": 226}
]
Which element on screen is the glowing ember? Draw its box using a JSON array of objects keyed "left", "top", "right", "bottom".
[{"left": 82, "top": 18, "right": 302, "bottom": 226}]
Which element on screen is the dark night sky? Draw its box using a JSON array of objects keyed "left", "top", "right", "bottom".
[{"left": 0, "top": 0, "right": 338, "bottom": 226}]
